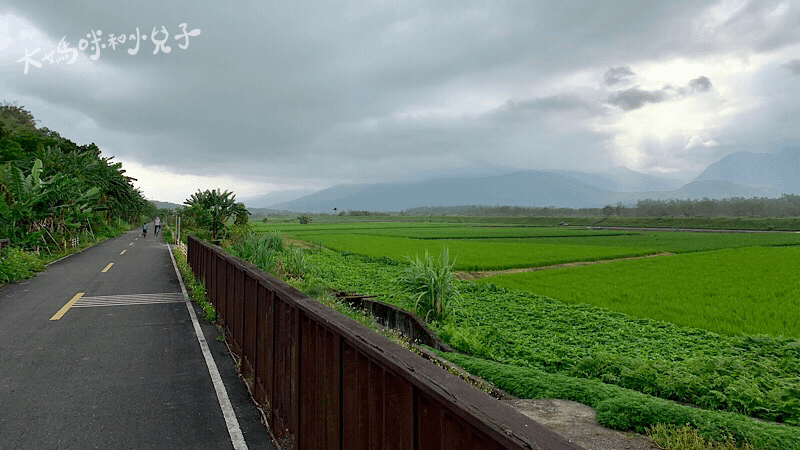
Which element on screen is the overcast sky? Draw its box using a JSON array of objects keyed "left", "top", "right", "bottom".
[{"left": 2, "top": 1, "right": 799, "bottom": 205}]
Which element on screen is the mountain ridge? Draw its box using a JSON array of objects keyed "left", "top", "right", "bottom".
[{"left": 263, "top": 149, "right": 799, "bottom": 212}]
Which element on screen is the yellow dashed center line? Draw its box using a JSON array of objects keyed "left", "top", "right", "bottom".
[
  {"left": 50, "top": 293, "right": 84, "bottom": 321},
  {"left": 120, "top": 250, "right": 126, "bottom": 255},
  {"left": 101, "top": 263, "right": 114, "bottom": 273}
]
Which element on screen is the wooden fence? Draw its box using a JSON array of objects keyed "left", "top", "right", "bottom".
[{"left": 187, "top": 236, "right": 584, "bottom": 450}]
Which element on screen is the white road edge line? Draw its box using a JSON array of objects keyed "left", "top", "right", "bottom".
[{"left": 167, "top": 243, "right": 248, "bottom": 450}]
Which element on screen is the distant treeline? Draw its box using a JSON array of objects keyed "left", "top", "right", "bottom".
[{"left": 406, "top": 195, "right": 800, "bottom": 218}]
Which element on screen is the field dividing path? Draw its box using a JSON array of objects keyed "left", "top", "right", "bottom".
[
  {"left": 0, "top": 230, "right": 273, "bottom": 449},
  {"left": 457, "top": 252, "right": 674, "bottom": 280}
]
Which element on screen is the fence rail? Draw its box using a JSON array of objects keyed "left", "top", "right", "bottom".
[{"left": 187, "top": 236, "right": 583, "bottom": 450}]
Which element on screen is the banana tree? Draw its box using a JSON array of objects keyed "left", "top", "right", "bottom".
[
  {"left": 0, "top": 158, "right": 100, "bottom": 250},
  {"left": 182, "top": 189, "right": 247, "bottom": 241},
  {"left": 0, "top": 159, "right": 62, "bottom": 248}
]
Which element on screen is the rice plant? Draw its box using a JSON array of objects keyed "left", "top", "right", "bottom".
[{"left": 396, "top": 247, "right": 460, "bottom": 322}]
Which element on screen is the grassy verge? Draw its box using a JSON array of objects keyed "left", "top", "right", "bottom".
[
  {"left": 0, "top": 247, "right": 45, "bottom": 283},
  {"left": 164, "top": 225, "right": 217, "bottom": 323}
]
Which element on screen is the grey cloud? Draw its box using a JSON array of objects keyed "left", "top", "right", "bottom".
[
  {"left": 500, "top": 95, "right": 594, "bottom": 114},
  {"left": 784, "top": 59, "right": 800, "bottom": 75},
  {"left": 607, "top": 76, "right": 712, "bottom": 110},
  {"left": 604, "top": 66, "right": 635, "bottom": 86},
  {"left": 607, "top": 87, "right": 666, "bottom": 110},
  {"left": 715, "top": 62, "right": 800, "bottom": 159},
  {"left": 718, "top": 0, "right": 800, "bottom": 52},
  {"left": 689, "top": 76, "right": 712, "bottom": 92}
]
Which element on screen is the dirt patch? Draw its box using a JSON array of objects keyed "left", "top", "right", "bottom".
[
  {"left": 285, "top": 238, "right": 316, "bottom": 249},
  {"left": 457, "top": 252, "right": 673, "bottom": 280},
  {"left": 504, "top": 398, "right": 660, "bottom": 450}
]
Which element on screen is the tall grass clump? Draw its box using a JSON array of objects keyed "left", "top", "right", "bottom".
[
  {"left": 227, "top": 231, "right": 307, "bottom": 280},
  {"left": 265, "top": 230, "right": 284, "bottom": 253},
  {"left": 396, "top": 247, "right": 460, "bottom": 322},
  {"left": 282, "top": 246, "right": 306, "bottom": 280},
  {"left": 229, "top": 232, "right": 281, "bottom": 272}
]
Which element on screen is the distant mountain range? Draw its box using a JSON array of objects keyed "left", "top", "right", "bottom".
[
  {"left": 694, "top": 148, "right": 800, "bottom": 193},
  {"left": 544, "top": 168, "right": 684, "bottom": 192},
  {"left": 252, "top": 148, "right": 800, "bottom": 212},
  {"left": 151, "top": 200, "right": 183, "bottom": 210}
]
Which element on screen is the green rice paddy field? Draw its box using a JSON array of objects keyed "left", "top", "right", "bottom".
[
  {"left": 482, "top": 246, "right": 800, "bottom": 338},
  {"left": 256, "top": 220, "right": 800, "bottom": 337}
]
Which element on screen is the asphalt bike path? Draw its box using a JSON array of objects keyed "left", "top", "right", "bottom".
[{"left": 0, "top": 229, "right": 273, "bottom": 449}]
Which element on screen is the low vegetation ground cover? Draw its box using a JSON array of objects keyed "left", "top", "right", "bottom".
[
  {"left": 440, "top": 351, "right": 799, "bottom": 449},
  {"left": 249, "top": 219, "right": 800, "bottom": 449}
]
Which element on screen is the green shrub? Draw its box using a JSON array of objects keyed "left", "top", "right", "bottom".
[
  {"left": 438, "top": 323, "right": 494, "bottom": 356},
  {"left": 162, "top": 226, "right": 175, "bottom": 244},
  {"left": 0, "top": 247, "right": 45, "bottom": 283},
  {"left": 568, "top": 351, "right": 800, "bottom": 424}
]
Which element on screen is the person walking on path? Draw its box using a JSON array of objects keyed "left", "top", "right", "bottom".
[
  {"left": 154, "top": 216, "right": 161, "bottom": 236},
  {"left": 142, "top": 221, "right": 148, "bottom": 238}
]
